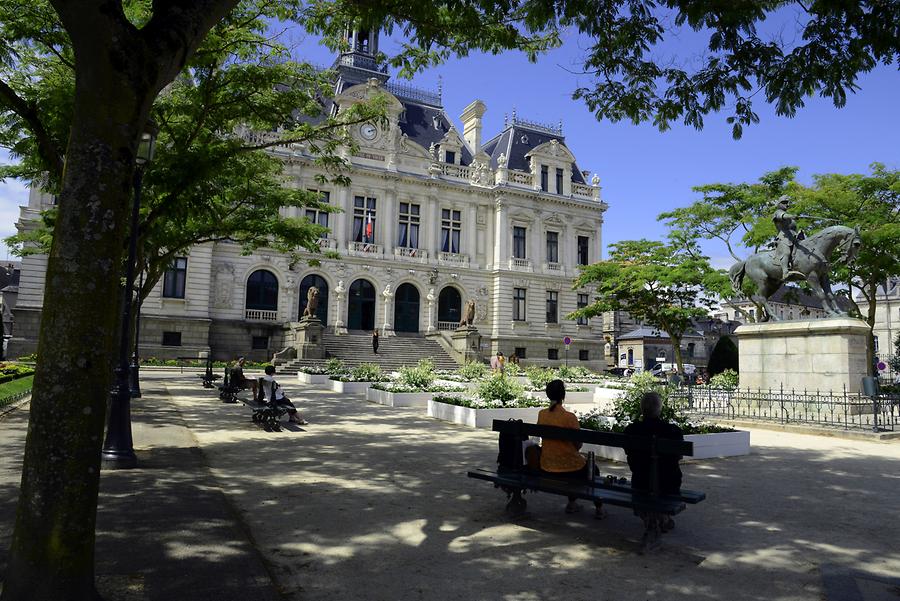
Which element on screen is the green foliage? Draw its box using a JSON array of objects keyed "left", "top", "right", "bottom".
[
  {"left": 307, "top": 2, "right": 899, "bottom": 139},
  {"left": 0, "top": 374, "right": 34, "bottom": 407},
  {"left": 16, "top": 353, "right": 38, "bottom": 363},
  {"left": 397, "top": 358, "right": 436, "bottom": 390},
  {"left": 890, "top": 334, "right": 900, "bottom": 374},
  {"left": 709, "top": 369, "right": 739, "bottom": 390},
  {"left": 525, "top": 365, "right": 555, "bottom": 390},
  {"left": 476, "top": 372, "right": 525, "bottom": 404},
  {"left": 350, "top": 363, "right": 383, "bottom": 382},
  {"left": 572, "top": 238, "right": 722, "bottom": 373},
  {"left": 457, "top": 360, "right": 488, "bottom": 381},
  {"left": 0, "top": 363, "right": 36, "bottom": 378},
  {"left": 325, "top": 358, "right": 346, "bottom": 375}
]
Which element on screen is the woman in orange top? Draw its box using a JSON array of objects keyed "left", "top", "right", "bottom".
[{"left": 537, "top": 379, "right": 593, "bottom": 514}]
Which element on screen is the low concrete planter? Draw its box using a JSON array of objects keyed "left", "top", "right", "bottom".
[
  {"left": 435, "top": 379, "right": 480, "bottom": 392},
  {"left": 297, "top": 372, "right": 331, "bottom": 385},
  {"left": 330, "top": 379, "right": 375, "bottom": 394},
  {"left": 583, "top": 430, "right": 750, "bottom": 462},
  {"left": 366, "top": 388, "right": 434, "bottom": 408},
  {"left": 427, "top": 400, "right": 541, "bottom": 429},
  {"left": 593, "top": 386, "right": 626, "bottom": 411}
]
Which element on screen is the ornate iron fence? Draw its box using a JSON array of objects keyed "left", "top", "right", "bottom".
[{"left": 671, "top": 385, "right": 899, "bottom": 432}]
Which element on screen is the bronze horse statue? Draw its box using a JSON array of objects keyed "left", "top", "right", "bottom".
[{"left": 729, "top": 225, "right": 861, "bottom": 321}]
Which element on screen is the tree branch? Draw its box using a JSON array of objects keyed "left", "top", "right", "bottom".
[{"left": 0, "top": 77, "right": 64, "bottom": 178}]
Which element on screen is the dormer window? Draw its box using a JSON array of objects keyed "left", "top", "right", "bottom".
[
  {"left": 445, "top": 150, "right": 456, "bottom": 165},
  {"left": 540, "top": 165, "right": 549, "bottom": 192}
]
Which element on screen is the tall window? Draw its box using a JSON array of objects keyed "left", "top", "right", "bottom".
[
  {"left": 577, "top": 293, "right": 589, "bottom": 325},
  {"left": 546, "top": 290, "right": 558, "bottom": 323},
  {"left": 445, "top": 150, "right": 455, "bottom": 164},
  {"left": 555, "top": 168, "right": 564, "bottom": 194},
  {"left": 305, "top": 190, "right": 330, "bottom": 234},
  {"left": 513, "top": 226, "right": 526, "bottom": 259},
  {"left": 162, "top": 257, "right": 187, "bottom": 299},
  {"left": 540, "top": 165, "right": 549, "bottom": 192},
  {"left": 246, "top": 269, "right": 278, "bottom": 311},
  {"left": 546, "top": 231, "right": 559, "bottom": 263},
  {"left": 577, "top": 236, "right": 589, "bottom": 266},
  {"left": 441, "top": 209, "right": 461, "bottom": 253},
  {"left": 353, "top": 196, "right": 377, "bottom": 243},
  {"left": 513, "top": 288, "right": 526, "bottom": 321},
  {"left": 397, "top": 202, "right": 420, "bottom": 248}
]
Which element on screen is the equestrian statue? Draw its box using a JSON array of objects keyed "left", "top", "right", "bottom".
[{"left": 729, "top": 196, "right": 861, "bottom": 322}]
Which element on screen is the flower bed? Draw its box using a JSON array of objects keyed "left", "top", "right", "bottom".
[
  {"left": 525, "top": 388, "right": 594, "bottom": 403},
  {"left": 367, "top": 382, "right": 465, "bottom": 407}
]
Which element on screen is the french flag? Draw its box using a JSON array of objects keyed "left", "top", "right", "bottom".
[{"left": 365, "top": 213, "right": 373, "bottom": 241}]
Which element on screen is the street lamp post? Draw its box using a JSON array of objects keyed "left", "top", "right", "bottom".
[
  {"left": 130, "top": 268, "right": 143, "bottom": 398},
  {"left": 101, "top": 122, "right": 156, "bottom": 469}
]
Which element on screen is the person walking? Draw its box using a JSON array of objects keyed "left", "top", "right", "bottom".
[{"left": 372, "top": 329, "right": 379, "bottom": 354}]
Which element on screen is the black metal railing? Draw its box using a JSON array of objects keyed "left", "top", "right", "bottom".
[{"left": 670, "top": 385, "right": 899, "bottom": 432}]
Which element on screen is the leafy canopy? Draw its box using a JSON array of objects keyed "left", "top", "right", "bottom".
[
  {"left": 307, "top": 1, "right": 900, "bottom": 138},
  {"left": 572, "top": 238, "right": 727, "bottom": 371}
]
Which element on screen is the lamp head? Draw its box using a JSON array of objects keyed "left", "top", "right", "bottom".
[{"left": 136, "top": 120, "right": 159, "bottom": 166}]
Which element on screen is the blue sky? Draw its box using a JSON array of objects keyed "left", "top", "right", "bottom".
[{"left": 1, "top": 16, "right": 897, "bottom": 266}]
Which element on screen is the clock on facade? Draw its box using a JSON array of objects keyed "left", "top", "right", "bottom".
[{"left": 360, "top": 123, "right": 378, "bottom": 140}]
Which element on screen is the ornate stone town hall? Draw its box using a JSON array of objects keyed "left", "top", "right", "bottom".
[{"left": 9, "top": 28, "right": 608, "bottom": 368}]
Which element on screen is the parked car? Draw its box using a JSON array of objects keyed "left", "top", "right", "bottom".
[
  {"left": 650, "top": 362, "right": 696, "bottom": 378},
  {"left": 606, "top": 367, "right": 630, "bottom": 377}
]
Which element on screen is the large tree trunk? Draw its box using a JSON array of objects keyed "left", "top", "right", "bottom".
[
  {"left": 672, "top": 335, "right": 685, "bottom": 376},
  {"left": 1, "top": 51, "right": 152, "bottom": 601},
  {"left": 866, "top": 277, "right": 879, "bottom": 376}
]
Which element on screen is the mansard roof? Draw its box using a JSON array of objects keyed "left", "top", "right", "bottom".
[
  {"left": 482, "top": 124, "right": 588, "bottom": 185},
  {"left": 397, "top": 102, "right": 473, "bottom": 165}
]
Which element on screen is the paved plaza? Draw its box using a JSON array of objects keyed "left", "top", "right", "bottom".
[{"left": 2, "top": 371, "right": 900, "bottom": 600}]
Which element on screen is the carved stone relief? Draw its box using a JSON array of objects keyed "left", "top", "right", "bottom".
[{"left": 213, "top": 262, "right": 236, "bottom": 309}]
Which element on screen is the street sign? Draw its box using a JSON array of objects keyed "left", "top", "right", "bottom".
[
  {"left": 877, "top": 361, "right": 887, "bottom": 371},
  {"left": 563, "top": 336, "right": 572, "bottom": 346}
]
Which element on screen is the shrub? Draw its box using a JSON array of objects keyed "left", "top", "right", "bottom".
[
  {"left": 351, "top": 363, "right": 383, "bottom": 382},
  {"left": 709, "top": 369, "right": 739, "bottom": 390},
  {"left": 612, "top": 371, "right": 679, "bottom": 426},
  {"left": 476, "top": 372, "right": 525, "bottom": 404},
  {"left": 325, "top": 357, "right": 346, "bottom": 375},
  {"left": 457, "top": 360, "right": 488, "bottom": 381},
  {"left": 525, "top": 365, "right": 555, "bottom": 389},
  {"left": 16, "top": 353, "right": 38, "bottom": 363},
  {"left": 398, "top": 358, "right": 436, "bottom": 390}
]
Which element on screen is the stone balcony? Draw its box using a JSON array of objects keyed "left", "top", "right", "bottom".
[
  {"left": 393, "top": 247, "right": 429, "bottom": 262},
  {"left": 438, "top": 252, "right": 470, "bottom": 267},
  {"left": 543, "top": 262, "right": 564, "bottom": 275},
  {"left": 348, "top": 241, "right": 383, "bottom": 257},
  {"left": 317, "top": 238, "right": 338, "bottom": 251},
  {"left": 245, "top": 309, "right": 278, "bottom": 322},
  {"left": 508, "top": 257, "right": 533, "bottom": 272}
]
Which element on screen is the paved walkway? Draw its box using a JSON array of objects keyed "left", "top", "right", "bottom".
[{"left": 2, "top": 372, "right": 900, "bottom": 600}]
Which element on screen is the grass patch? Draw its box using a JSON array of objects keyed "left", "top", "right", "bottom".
[{"left": 0, "top": 375, "right": 34, "bottom": 408}]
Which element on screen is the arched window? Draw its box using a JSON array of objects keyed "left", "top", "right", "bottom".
[
  {"left": 299, "top": 274, "right": 329, "bottom": 324},
  {"left": 438, "top": 287, "right": 461, "bottom": 324},
  {"left": 246, "top": 270, "right": 278, "bottom": 311},
  {"left": 394, "top": 283, "right": 420, "bottom": 333},
  {"left": 347, "top": 279, "right": 376, "bottom": 331}
]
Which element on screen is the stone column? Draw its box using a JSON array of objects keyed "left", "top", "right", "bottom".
[
  {"left": 530, "top": 217, "right": 542, "bottom": 271},
  {"left": 335, "top": 187, "right": 351, "bottom": 250},
  {"left": 425, "top": 288, "right": 436, "bottom": 334},
  {"left": 465, "top": 203, "right": 477, "bottom": 262},
  {"left": 425, "top": 196, "right": 439, "bottom": 258},
  {"left": 382, "top": 188, "right": 395, "bottom": 253},
  {"left": 493, "top": 196, "right": 508, "bottom": 269},
  {"left": 333, "top": 280, "right": 347, "bottom": 335},
  {"left": 381, "top": 284, "right": 395, "bottom": 337}
]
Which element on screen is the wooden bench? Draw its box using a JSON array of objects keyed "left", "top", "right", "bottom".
[
  {"left": 218, "top": 367, "right": 240, "bottom": 403},
  {"left": 199, "top": 357, "right": 221, "bottom": 388},
  {"left": 467, "top": 419, "right": 706, "bottom": 552}
]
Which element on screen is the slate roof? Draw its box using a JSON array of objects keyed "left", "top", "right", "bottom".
[
  {"left": 618, "top": 327, "right": 703, "bottom": 341},
  {"left": 397, "top": 102, "right": 473, "bottom": 165},
  {"left": 482, "top": 125, "right": 588, "bottom": 184}
]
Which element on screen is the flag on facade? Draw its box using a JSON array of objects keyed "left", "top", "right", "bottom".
[{"left": 365, "top": 213, "right": 373, "bottom": 241}]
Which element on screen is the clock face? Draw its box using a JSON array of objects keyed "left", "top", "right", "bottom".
[{"left": 360, "top": 124, "right": 378, "bottom": 141}]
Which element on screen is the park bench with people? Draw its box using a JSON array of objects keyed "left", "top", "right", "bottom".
[
  {"left": 218, "top": 367, "right": 240, "bottom": 403},
  {"left": 235, "top": 376, "right": 291, "bottom": 431},
  {"left": 467, "top": 419, "right": 706, "bottom": 552}
]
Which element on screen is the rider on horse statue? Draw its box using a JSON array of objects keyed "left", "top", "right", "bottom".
[{"left": 772, "top": 195, "right": 807, "bottom": 281}]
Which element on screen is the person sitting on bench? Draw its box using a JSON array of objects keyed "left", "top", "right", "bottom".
[
  {"left": 624, "top": 391, "right": 683, "bottom": 533},
  {"left": 261, "top": 365, "right": 308, "bottom": 425},
  {"left": 230, "top": 357, "right": 258, "bottom": 398},
  {"left": 536, "top": 379, "right": 596, "bottom": 515}
]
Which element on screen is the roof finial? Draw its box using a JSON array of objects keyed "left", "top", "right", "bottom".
[
  {"left": 437, "top": 75, "right": 443, "bottom": 100},
  {"left": 511, "top": 107, "right": 517, "bottom": 123},
  {"left": 504, "top": 113, "right": 508, "bottom": 128},
  {"left": 558, "top": 119, "right": 563, "bottom": 134}
]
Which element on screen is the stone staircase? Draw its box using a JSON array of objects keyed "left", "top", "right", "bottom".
[{"left": 277, "top": 332, "right": 459, "bottom": 375}]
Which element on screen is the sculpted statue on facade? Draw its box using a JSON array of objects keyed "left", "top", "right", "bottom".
[
  {"left": 459, "top": 298, "right": 476, "bottom": 328},
  {"left": 497, "top": 152, "right": 507, "bottom": 169},
  {"left": 302, "top": 286, "right": 319, "bottom": 318}
]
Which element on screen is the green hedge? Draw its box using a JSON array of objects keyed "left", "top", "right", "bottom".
[{"left": 0, "top": 375, "right": 34, "bottom": 408}]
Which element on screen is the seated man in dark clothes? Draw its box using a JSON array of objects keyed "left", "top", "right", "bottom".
[
  {"left": 624, "top": 391, "right": 683, "bottom": 537},
  {"left": 230, "top": 356, "right": 258, "bottom": 399}
]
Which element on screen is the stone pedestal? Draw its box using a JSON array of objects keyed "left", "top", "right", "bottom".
[
  {"left": 735, "top": 318, "right": 869, "bottom": 393},
  {"left": 451, "top": 325, "right": 482, "bottom": 363},
  {"left": 289, "top": 317, "right": 325, "bottom": 359}
]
